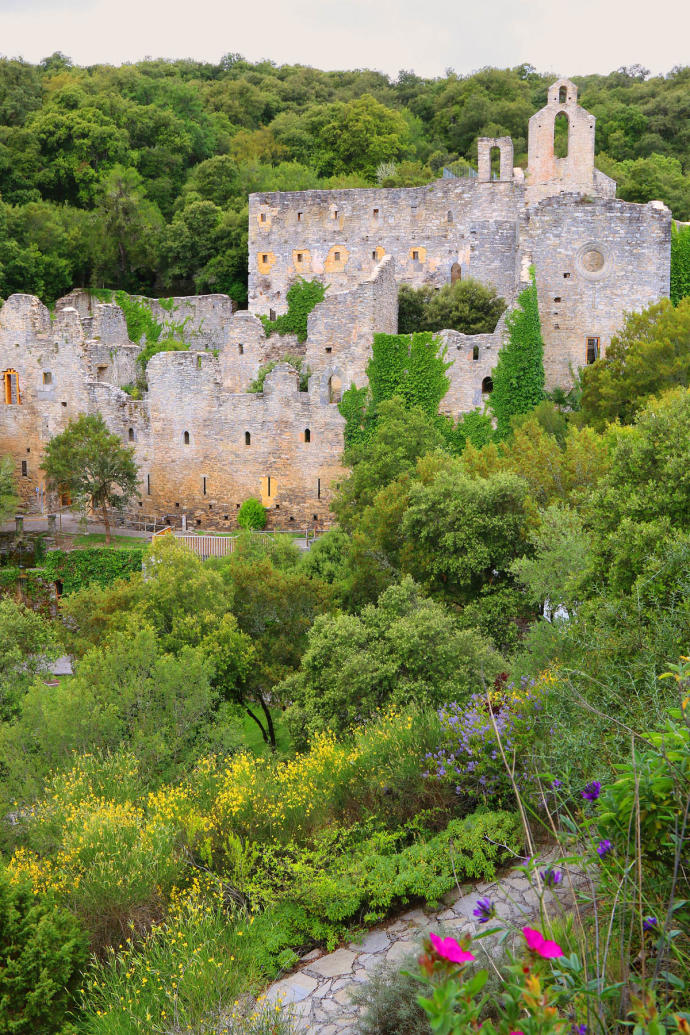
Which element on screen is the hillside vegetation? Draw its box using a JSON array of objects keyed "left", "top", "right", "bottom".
[{"left": 0, "top": 57, "right": 689, "bottom": 306}]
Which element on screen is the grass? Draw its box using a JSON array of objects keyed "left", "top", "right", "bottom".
[{"left": 65, "top": 534, "right": 149, "bottom": 550}]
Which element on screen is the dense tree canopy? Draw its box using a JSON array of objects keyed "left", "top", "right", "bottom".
[{"left": 0, "top": 58, "right": 688, "bottom": 305}]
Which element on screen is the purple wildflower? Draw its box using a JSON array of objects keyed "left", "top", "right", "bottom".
[
  {"left": 643, "top": 916, "right": 658, "bottom": 933},
  {"left": 597, "top": 839, "right": 612, "bottom": 859},
  {"left": 472, "top": 896, "right": 495, "bottom": 924},
  {"left": 551, "top": 778, "right": 562, "bottom": 788},
  {"left": 540, "top": 867, "right": 563, "bottom": 888},
  {"left": 572, "top": 1026, "right": 587, "bottom": 1035},
  {"left": 581, "top": 780, "right": 601, "bottom": 801}
]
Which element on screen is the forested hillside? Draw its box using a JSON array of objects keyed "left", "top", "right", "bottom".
[{"left": 1, "top": 55, "right": 689, "bottom": 306}]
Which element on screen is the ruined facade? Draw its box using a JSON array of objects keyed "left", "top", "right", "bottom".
[{"left": 0, "top": 80, "right": 673, "bottom": 529}]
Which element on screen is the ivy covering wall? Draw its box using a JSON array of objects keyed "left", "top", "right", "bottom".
[
  {"left": 671, "top": 222, "right": 690, "bottom": 305},
  {"left": 489, "top": 271, "right": 545, "bottom": 439},
  {"left": 261, "top": 279, "right": 326, "bottom": 343},
  {"left": 339, "top": 331, "right": 451, "bottom": 446},
  {"left": 42, "top": 548, "right": 144, "bottom": 595}
]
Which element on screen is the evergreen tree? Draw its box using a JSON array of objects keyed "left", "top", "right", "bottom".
[{"left": 489, "top": 271, "right": 545, "bottom": 438}]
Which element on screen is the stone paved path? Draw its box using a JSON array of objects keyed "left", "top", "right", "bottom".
[{"left": 264, "top": 855, "right": 587, "bottom": 1034}]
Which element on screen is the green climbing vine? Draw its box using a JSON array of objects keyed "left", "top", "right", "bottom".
[
  {"left": 249, "top": 354, "right": 312, "bottom": 393},
  {"left": 42, "top": 548, "right": 144, "bottom": 595},
  {"left": 489, "top": 269, "right": 545, "bottom": 439},
  {"left": 671, "top": 222, "right": 690, "bottom": 305},
  {"left": 339, "top": 331, "right": 451, "bottom": 446},
  {"left": 261, "top": 279, "right": 327, "bottom": 343}
]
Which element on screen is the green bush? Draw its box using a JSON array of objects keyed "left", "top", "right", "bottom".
[
  {"left": 237, "top": 498, "right": 267, "bottom": 530},
  {"left": 42, "top": 548, "right": 144, "bottom": 594},
  {"left": 261, "top": 278, "right": 326, "bottom": 342},
  {"left": 398, "top": 278, "right": 506, "bottom": 335},
  {"left": 0, "top": 867, "right": 87, "bottom": 1035}
]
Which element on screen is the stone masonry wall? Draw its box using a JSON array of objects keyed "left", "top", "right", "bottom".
[
  {"left": 525, "top": 195, "right": 671, "bottom": 385},
  {"left": 248, "top": 179, "right": 522, "bottom": 316}
]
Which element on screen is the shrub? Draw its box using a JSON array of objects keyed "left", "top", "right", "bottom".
[
  {"left": 261, "top": 278, "right": 326, "bottom": 342},
  {"left": 0, "top": 866, "right": 87, "bottom": 1035},
  {"left": 397, "top": 279, "right": 506, "bottom": 335},
  {"left": 237, "top": 497, "right": 267, "bottom": 530}
]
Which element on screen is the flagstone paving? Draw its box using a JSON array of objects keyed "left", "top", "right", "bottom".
[{"left": 264, "top": 855, "right": 588, "bottom": 1034}]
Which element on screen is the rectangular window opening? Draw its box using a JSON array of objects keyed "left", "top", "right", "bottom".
[
  {"left": 317, "top": 478, "right": 321, "bottom": 499},
  {"left": 563, "top": 272, "right": 571, "bottom": 279},
  {"left": 146, "top": 474, "right": 151, "bottom": 496},
  {"left": 586, "top": 336, "right": 600, "bottom": 365},
  {"left": 21, "top": 461, "right": 27, "bottom": 477},
  {"left": 297, "top": 212, "right": 302, "bottom": 221},
  {"left": 373, "top": 208, "right": 379, "bottom": 218},
  {"left": 297, "top": 253, "right": 303, "bottom": 262},
  {"left": 203, "top": 477, "right": 207, "bottom": 496},
  {"left": 412, "top": 250, "right": 419, "bottom": 261},
  {"left": 334, "top": 251, "right": 340, "bottom": 261}
]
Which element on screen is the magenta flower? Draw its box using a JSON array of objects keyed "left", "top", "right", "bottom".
[
  {"left": 429, "top": 932, "right": 475, "bottom": 964},
  {"left": 522, "top": 926, "right": 564, "bottom": 958},
  {"left": 581, "top": 780, "right": 601, "bottom": 801}
]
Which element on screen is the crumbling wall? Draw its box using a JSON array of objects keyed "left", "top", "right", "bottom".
[
  {"left": 440, "top": 327, "right": 504, "bottom": 416},
  {"left": 248, "top": 179, "right": 522, "bottom": 317},
  {"left": 526, "top": 195, "right": 671, "bottom": 387},
  {"left": 305, "top": 256, "right": 398, "bottom": 389},
  {"left": 219, "top": 311, "right": 303, "bottom": 393}
]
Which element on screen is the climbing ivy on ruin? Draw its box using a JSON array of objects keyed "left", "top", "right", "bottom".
[
  {"left": 249, "top": 355, "right": 312, "bottom": 393},
  {"left": 671, "top": 223, "right": 690, "bottom": 305},
  {"left": 42, "top": 548, "right": 144, "bottom": 595},
  {"left": 339, "top": 331, "right": 451, "bottom": 445},
  {"left": 489, "top": 270, "right": 545, "bottom": 439},
  {"left": 261, "top": 279, "right": 326, "bottom": 343}
]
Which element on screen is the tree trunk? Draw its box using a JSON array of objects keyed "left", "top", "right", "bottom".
[
  {"left": 258, "top": 693, "right": 277, "bottom": 749},
  {"left": 101, "top": 502, "right": 111, "bottom": 545},
  {"left": 245, "top": 706, "right": 269, "bottom": 744}
]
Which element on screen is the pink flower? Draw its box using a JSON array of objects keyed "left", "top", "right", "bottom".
[
  {"left": 522, "top": 926, "right": 563, "bottom": 959},
  {"left": 510, "top": 1031, "right": 526, "bottom": 1034},
  {"left": 429, "top": 932, "right": 476, "bottom": 964}
]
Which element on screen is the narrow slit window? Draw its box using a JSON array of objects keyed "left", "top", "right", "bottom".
[
  {"left": 203, "top": 477, "right": 207, "bottom": 495},
  {"left": 146, "top": 474, "right": 151, "bottom": 496},
  {"left": 304, "top": 428, "right": 311, "bottom": 443},
  {"left": 317, "top": 478, "right": 321, "bottom": 499},
  {"left": 472, "top": 345, "right": 479, "bottom": 361},
  {"left": 412, "top": 250, "right": 419, "bottom": 261},
  {"left": 128, "top": 428, "right": 135, "bottom": 441},
  {"left": 269, "top": 309, "right": 276, "bottom": 321},
  {"left": 333, "top": 209, "right": 338, "bottom": 219},
  {"left": 586, "top": 337, "right": 600, "bottom": 364},
  {"left": 238, "top": 343, "right": 244, "bottom": 355},
  {"left": 183, "top": 431, "right": 190, "bottom": 445},
  {"left": 21, "top": 461, "right": 27, "bottom": 477},
  {"left": 260, "top": 212, "right": 267, "bottom": 223},
  {"left": 297, "top": 211, "right": 302, "bottom": 221},
  {"left": 334, "top": 251, "right": 340, "bottom": 261},
  {"left": 245, "top": 431, "right": 251, "bottom": 446},
  {"left": 297, "top": 253, "right": 303, "bottom": 263},
  {"left": 373, "top": 208, "right": 379, "bottom": 218},
  {"left": 43, "top": 371, "right": 52, "bottom": 385},
  {"left": 372, "top": 250, "right": 377, "bottom": 259}
]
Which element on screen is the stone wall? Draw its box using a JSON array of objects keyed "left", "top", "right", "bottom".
[
  {"left": 248, "top": 179, "right": 522, "bottom": 316},
  {"left": 525, "top": 195, "right": 671, "bottom": 385}
]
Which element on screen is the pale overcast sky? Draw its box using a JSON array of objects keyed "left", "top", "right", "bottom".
[{"left": 0, "top": 0, "right": 687, "bottom": 79}]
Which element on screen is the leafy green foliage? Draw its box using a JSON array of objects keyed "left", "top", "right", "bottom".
[
  {"left": 397, "top": 279, "right": 506, "bottom": 335},
  {"left": 137, "top": 336, "right": 187, "bottom": 370},
  {"left": 671, "top": 222, "right": 690, "bottom": 305},
  {"left": 282, "top": 577, "right": 501, "bottom": 738},
  {"left": 42, "top": 547, "right": 144, "bottom": 595},
  {"left": 489, "top": 271, "right": 545, "bottom": 439},
  {"left": 581, "top": 298, "right": 690, "bottom": 427},
  {"left": 0, "top": 868, "right": 88, "bottom": 1035},
  {"left": 261, "top": 278, "right": 326, "bottom": 342},
  {"left": 237, "top": 497, "right": 267, "bottom": 530},
  {"left": 40, "top": 413, "right": 139, "bottom": 543},
  {"left": 0, "top": 597, "right": 59, "bottom": 721},
  {"left": 248, "top": 354, "right": 311, "bottom": 393},
  {"left": 0, "top": 456, "right": 19, "bottom": 522}
]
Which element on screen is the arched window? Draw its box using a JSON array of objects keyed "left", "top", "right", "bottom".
[
  {"left": 481, "top": 376, "right": 494, "bottom": 395},
  {"left": 558, "top": 85, "right": 567, "bottom": 104},
  {"left": 451, "top": 262, "right": 462, "bottom": 285},
  {"left": 328, "top": 375, "right": 343, "bottom": 404},
  {"left": 245, "top": 431, "right": 251, "bottom": 445},
  {"left": 128, "top": 428, "right": 135, "bottom": 441},
  {"left": 2, "top": 370, "right": 20, "bottom": 405},
  {"left": 304, "top": 428, "right": 311, "bottom": 443},
  {"left": 183, "top": 431, "right": 190, "bottom": 445},
  {"left": 554, "top": 112, "right": 569, "bottom": 158}
]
